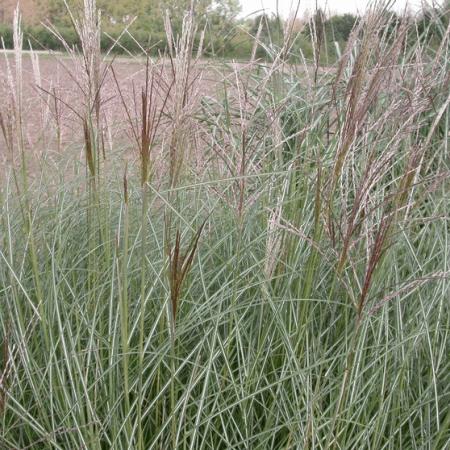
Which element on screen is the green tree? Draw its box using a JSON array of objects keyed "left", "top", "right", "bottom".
[{"left": 327, "top": 13, "right": 357, "bottom": 42}]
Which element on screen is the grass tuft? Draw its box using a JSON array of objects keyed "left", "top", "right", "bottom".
[{"left": 0, "top": 2, "right": 449, "bottom": 449}]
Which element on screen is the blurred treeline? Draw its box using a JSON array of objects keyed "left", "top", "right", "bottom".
[{"left": 0, "top": 0, "right": 448, "bottom": 60}]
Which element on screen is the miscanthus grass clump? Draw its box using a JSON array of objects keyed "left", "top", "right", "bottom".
[{"left": 1, "top": 1, "right": 449, "bottom": 449}]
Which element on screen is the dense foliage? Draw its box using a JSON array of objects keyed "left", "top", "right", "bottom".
[
  {"left": 0, "top": 1, "right": 449, "bottom": 449},
  {"left": 0, "top": 1, "right": 446, "bottom": 59}
]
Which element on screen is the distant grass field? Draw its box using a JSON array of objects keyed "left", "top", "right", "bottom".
[{"left": 1, "top": 2, "right": 449, "bottom": 449}]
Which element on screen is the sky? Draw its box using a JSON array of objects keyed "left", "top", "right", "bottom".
[{"left": 238, "top": 0, "right": 423, "bottom": 18}]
